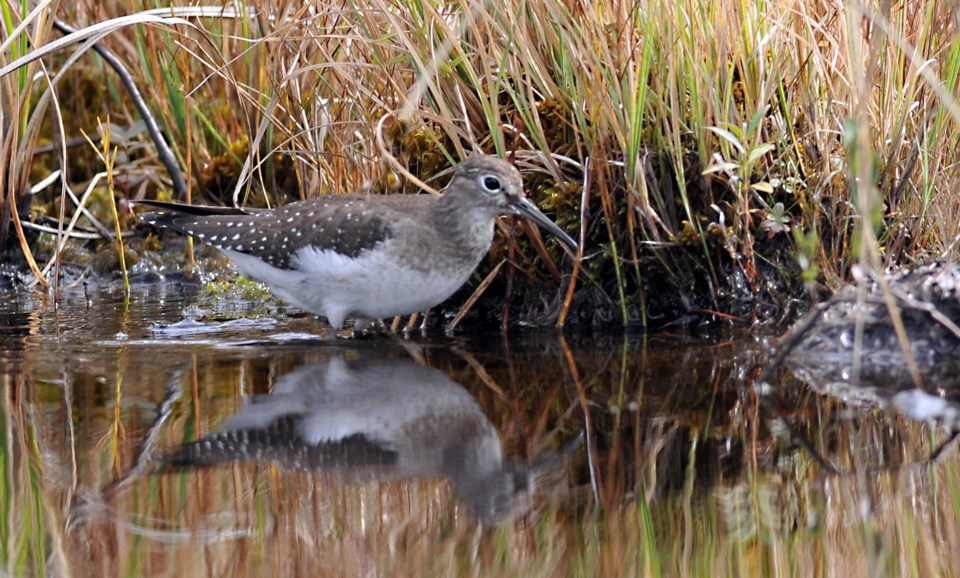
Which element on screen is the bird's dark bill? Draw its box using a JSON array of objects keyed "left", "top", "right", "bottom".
[{"left": 514, "top": 199, "right": 578, "bottom": 250}]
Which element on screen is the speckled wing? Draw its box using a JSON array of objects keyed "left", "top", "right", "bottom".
[
  {"left": 139, "top": 196, "right": 396, "bottom": 270},
  {"left": 161, "top": 415, "right": 399, "bottom": 471}
]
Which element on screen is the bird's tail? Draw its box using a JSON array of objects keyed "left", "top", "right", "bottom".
[
  {"left": 135, "top": 199, "right": 249, "bottom": 217},
  {"left": 138, "top": 210, "right": 186, "bottom": 233},
  {"left": 136, "top": 200, "right": 252, "bottom": 234}
]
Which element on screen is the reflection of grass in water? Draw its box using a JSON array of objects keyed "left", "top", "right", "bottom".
[
  {"left": 5, "top": 398, "right": 960, "bottom": 576},
  {"left": 4, "top": 328, "right": 960, "bottom": 576},
  {"left": 1, "top": 384, "right": 64, "bottom": 576}
]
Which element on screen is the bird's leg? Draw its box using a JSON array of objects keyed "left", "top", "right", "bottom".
[
  {"left": 349, "top": 318, "right": 393, "bottom": 339},
  {"left": 418, "top": 309, "right": 431, "bottom": 336}
]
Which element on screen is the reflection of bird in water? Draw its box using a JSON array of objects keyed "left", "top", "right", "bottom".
[{"left": 163, "top": 354, "right": 566, "bottom": 524}]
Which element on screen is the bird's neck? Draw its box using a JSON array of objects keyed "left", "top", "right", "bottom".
[{"left": 431, "top": 193, "right": 497, "bottom": 255}]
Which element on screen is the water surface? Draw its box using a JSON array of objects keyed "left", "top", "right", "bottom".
[{"left": 2, "top": 284, "right": 959, "bottom": 576}]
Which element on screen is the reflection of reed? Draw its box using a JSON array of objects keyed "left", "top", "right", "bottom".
[
  {"left": 9, "top": 314, "right": 960, "bottom": 576},
  {"left": 162, "top": 354, "right": 564, "bottom": 524}
]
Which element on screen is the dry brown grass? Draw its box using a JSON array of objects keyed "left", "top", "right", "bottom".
[{"left": 4, "top": 0, "right": 960, "bottom": 323}]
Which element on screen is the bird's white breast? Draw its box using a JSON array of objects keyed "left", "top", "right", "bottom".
[{"left": 222, "top": 242, "right": 481, "bottom": 328}]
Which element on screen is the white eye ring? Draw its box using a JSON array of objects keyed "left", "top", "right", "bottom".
[{"left": 481, "top": 175, "right": 502, "bottom": 193}]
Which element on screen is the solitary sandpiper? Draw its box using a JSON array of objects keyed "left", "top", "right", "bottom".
[
  {"left": 139, "top": 156, "right": 577, "bottom": 330},
  {"left": 163, "top": 352, "right": 555, "bottom": 524}
]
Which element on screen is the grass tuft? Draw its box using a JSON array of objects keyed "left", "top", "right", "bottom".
[{"left": 4, "top": 0, "right": 960, "bottom": 323}]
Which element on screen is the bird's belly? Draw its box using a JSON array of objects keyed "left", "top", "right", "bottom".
[
  {"left": 225, "top": 246, "right": 479, "bottom": 325},
  {"left": 331, "top": 267, "right": 467, "bottom": 318}
]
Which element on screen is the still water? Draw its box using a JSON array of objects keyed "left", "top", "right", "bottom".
[{"left": 2, "top": 283, "right": 959, "bottom": 576}]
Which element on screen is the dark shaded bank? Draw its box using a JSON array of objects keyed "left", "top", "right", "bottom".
[{"left": 784, "top": 260, "right": 960, "bottom": 390}]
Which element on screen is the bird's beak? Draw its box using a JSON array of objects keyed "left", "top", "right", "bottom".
[{"left": 513, "top": 197, "right": 578, "bottom": 252}]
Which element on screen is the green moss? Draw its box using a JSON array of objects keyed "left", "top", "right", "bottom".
[{"left": 202, "top": 276, "right": 274, "bottom": 302}]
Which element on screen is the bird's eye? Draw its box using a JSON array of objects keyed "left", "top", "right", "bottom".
[{"left": 482, "top": 175, "right": 502, "bottom": 192}]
